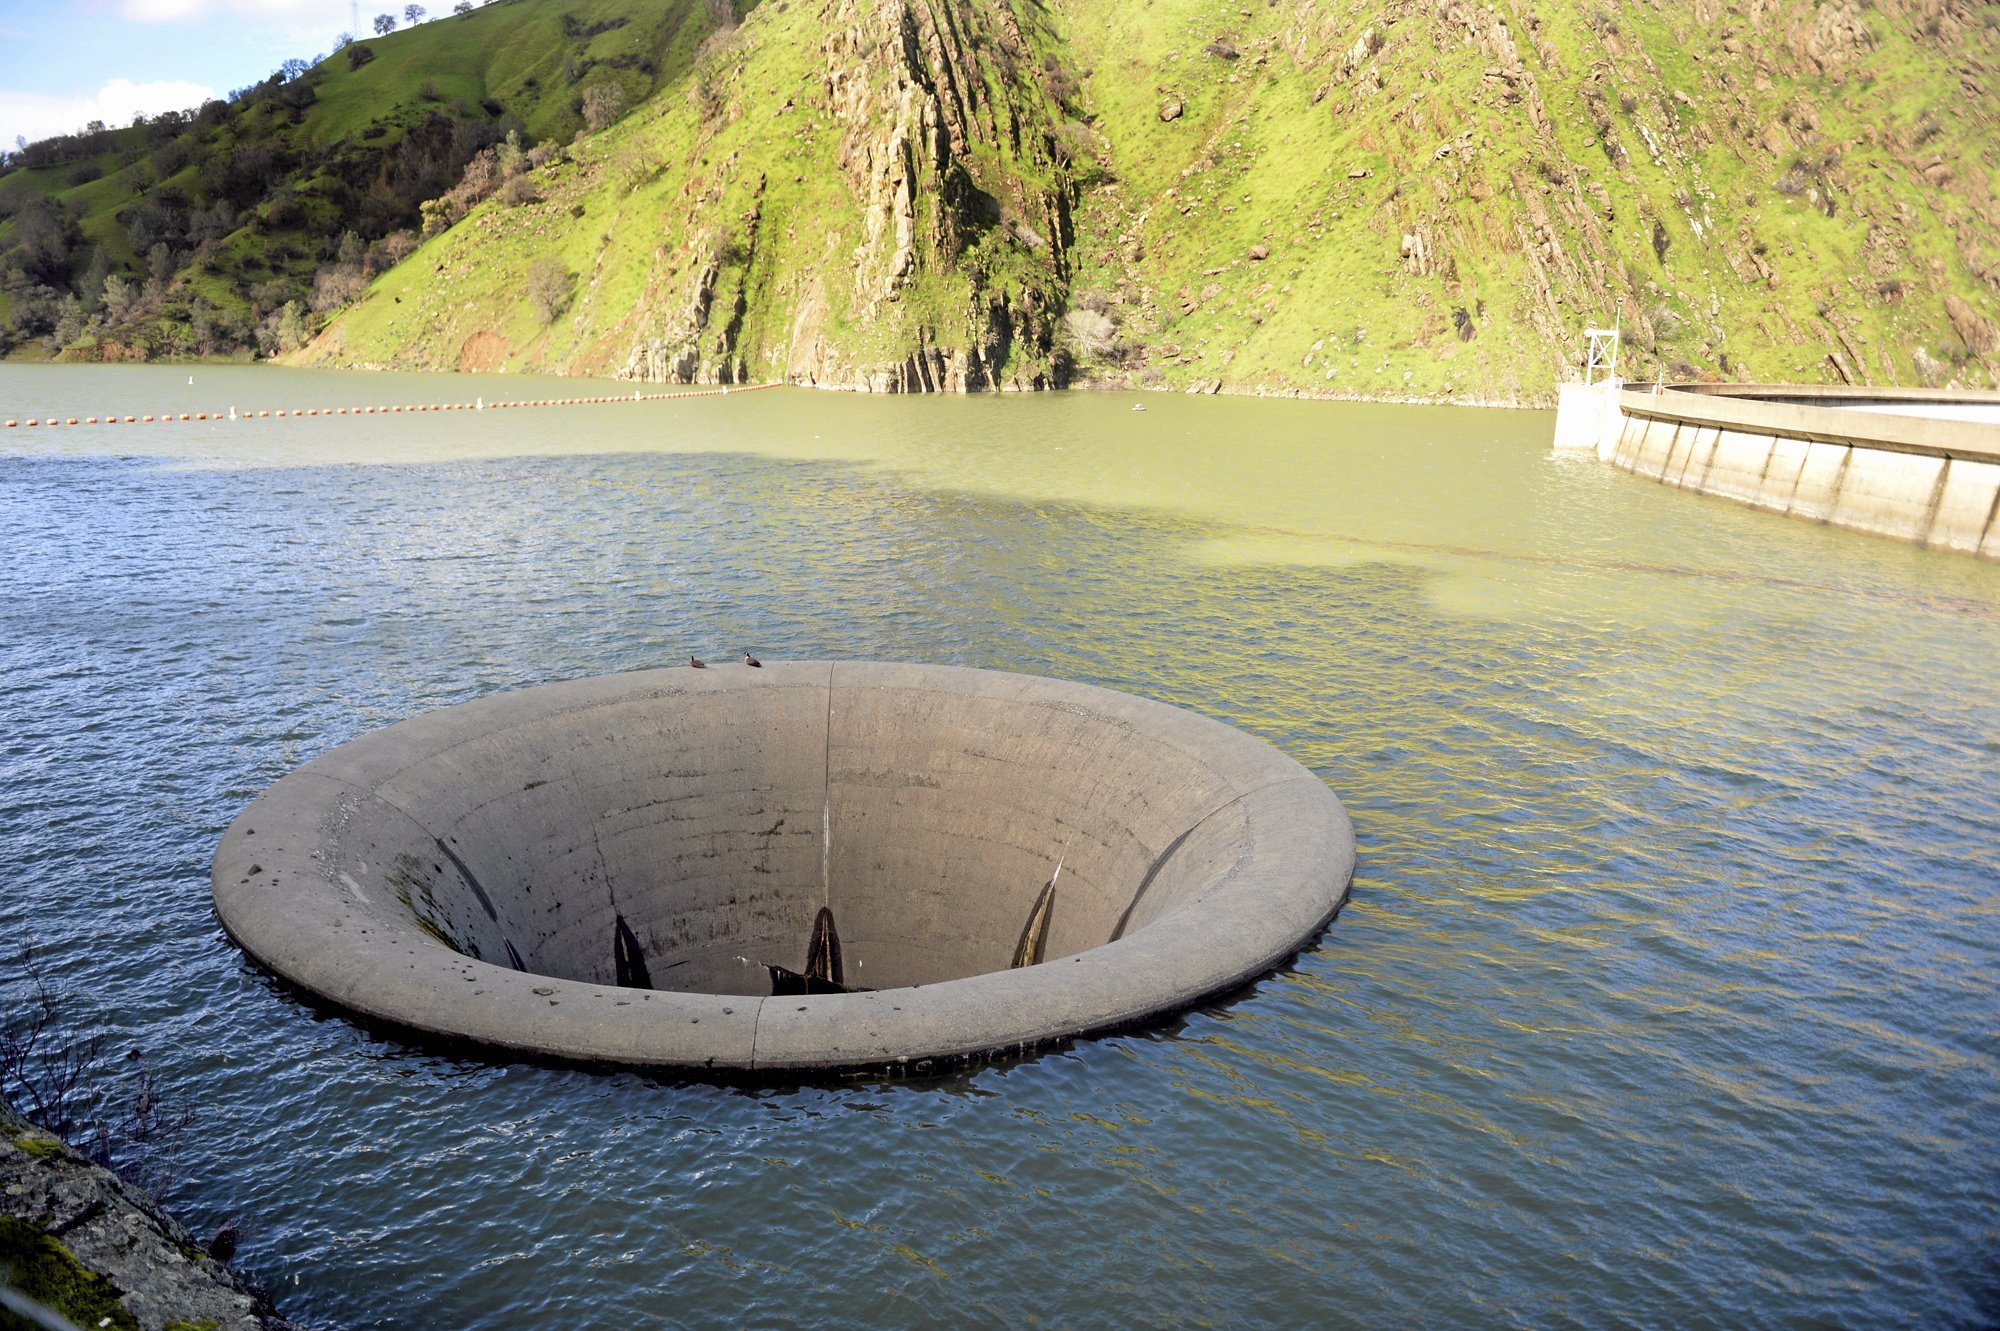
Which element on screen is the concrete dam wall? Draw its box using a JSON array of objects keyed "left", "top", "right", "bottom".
[
  {"left": 211, "top": 663, "right": 1354, "bottom": 1075},
  {"left": 1554, "top": 382, "right": 2000, "bottom": 560}
]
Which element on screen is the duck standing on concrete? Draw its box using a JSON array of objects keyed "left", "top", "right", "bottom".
[
  {"left": 689, "top": 656, "right": 705, "bottom": 668},
  {"left": 744, "top": 652, "right": 762, "bottom": 667}
]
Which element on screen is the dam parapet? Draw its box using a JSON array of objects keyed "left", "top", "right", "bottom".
[{"left": 1553, "top": 380, "right": 2000, "bottom": 560}]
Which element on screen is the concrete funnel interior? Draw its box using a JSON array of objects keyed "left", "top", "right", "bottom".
[{"left": 212, "top": 663, "right": 1354, "bottom": 1074}]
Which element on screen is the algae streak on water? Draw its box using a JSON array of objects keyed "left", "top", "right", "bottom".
[{"left": 306, "top": 0, "right": 2000, "bottom": 401}]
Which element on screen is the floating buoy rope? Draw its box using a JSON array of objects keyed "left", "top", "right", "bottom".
[{"left": 4, "top": 382, "right": 769, "bottom": 428}]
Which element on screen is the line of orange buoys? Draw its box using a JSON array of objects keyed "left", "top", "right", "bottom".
[{"left": 2, "top": 382, "right": 778, "bottom": 428}]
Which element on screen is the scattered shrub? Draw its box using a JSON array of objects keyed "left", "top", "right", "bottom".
[
  {"left": 580, "top": 83, "right": 628, "bottom": 131},
  {"left": 1064, "top": 307, "right": 1117, "bottom": 357},
  {"left": 526, "top": 255, "right": 573, "bottom": 320}
]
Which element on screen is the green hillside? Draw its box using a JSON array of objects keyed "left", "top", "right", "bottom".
[
  {"left": 1061, "top": 0, "right": 2000, "bottom": 398},
  {"left": 0, "top": 0, "right": 736, "bottom": 359},
  {"left": 6, "top": 0, "right": 1997, "bottom": 400}
]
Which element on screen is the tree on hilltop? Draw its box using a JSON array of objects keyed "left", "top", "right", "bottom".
[
  {"left": 373, "top": 12, "right": 396, "bottom": 34},
  {"left": 404, "top": 4, "right": 426, "bottom": 23}
]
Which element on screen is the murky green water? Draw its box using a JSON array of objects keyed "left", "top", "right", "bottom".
[{"left": 3, "top": 363, "right": 1997, "bottom": 1329}]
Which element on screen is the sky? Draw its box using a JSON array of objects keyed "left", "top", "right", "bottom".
[{"left": 0, "top": 0, "right": 447, "bottom": 150}]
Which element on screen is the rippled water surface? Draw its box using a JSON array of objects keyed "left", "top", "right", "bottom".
[{"left": 3, "top": 364, "right": 1997, "bottom": 1329}]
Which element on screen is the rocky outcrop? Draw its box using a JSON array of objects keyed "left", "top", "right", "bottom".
[
  {"left": 623, "top": 0, "right": 1076, "bottom": 392},
  {"left": 0, "top": 1096, "right": 297, "bottom": 1331},
  {"left": 310, "top": 0, "right": 1999, "bottom": 399},
  {"left": 1946, "top": 293, "right": 2000, "bottom": 358}
]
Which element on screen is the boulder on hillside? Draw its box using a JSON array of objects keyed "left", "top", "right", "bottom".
[{"left": 1944, "top": 293, "right": 1999, "bottom": 357}]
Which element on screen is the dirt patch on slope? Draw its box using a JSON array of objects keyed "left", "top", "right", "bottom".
[{"left": 457, "top": 330, "right": 508, "bottom": 372}]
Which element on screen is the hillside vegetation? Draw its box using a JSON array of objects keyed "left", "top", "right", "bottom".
[
  {"left": 0, "top": 0, "right": 737, "bottom": 359},
  {"left": 5, "top": 0, "right": 1996, "bottom": 401}
]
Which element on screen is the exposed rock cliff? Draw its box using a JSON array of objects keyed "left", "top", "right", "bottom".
[
  {"left": 306, "top": 0, "right": 2000, "bottom": 400},
  {"left": 613, "top": 0, "right": 1075, "bottom": 390}
]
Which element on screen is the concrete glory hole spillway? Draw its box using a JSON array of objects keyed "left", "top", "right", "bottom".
[{"left": 211, "top": 663, "right": 1356, "bottom": 1074}]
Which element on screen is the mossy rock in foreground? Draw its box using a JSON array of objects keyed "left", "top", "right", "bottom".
[{"left": 0, "top": 1213, "right": 141, "bottom": 1330}]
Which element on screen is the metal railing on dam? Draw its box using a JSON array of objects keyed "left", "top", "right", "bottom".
[{"left": 1553, "top": 381, "right": 2000, "bottom": 561}]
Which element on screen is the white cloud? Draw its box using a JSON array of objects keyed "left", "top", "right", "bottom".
[{"left": 0, "top": 78, "right": 216, "bottom": 149}]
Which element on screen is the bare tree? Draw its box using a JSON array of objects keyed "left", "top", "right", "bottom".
[
  {"left": 0, "top": 949, "right": 104, "bottom": 1144},
  {"left": 373, "top": 12, "right": 396, "bottom": 34},
  {"left": 580, "top": 83, "right": 628, "bottom": 131},
  {"left": 0, "top": 948, "right": 195, "bottom": 1191},
  {"left": 526, "top": 256, "right": 574, "bottom": 321},
  {"left": 404, "top": 3, "right": 426, "bottom": 23}
]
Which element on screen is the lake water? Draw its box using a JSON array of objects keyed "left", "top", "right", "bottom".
[{"left": 3, "top": 363, "right": 1997, "bottom": 1329}]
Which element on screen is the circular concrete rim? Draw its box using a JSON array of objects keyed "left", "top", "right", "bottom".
[{"left": 211, "top": 663, "right": 1355, "bottom": 1075}]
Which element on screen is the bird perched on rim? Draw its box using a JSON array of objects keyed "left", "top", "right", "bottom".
[
  {"left": 689, "top": 655, "right": 705, "bottom": 668},
  {"left": 744, "top": 652, "right": 762, "bottom": 667}
]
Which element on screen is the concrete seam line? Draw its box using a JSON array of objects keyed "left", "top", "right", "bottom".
[
  {"left": 1978, "top": 475, "right": 2000, "bottom": 554},
  {"left": 1918, "top": 458, "right": 1953, "bottom": 547},
  {"left": 749, "top": 659, "right": 838, "bottom": 1071},
  {"left": 1108, "top": 772, "right": 1321, "bottom": 941},
  {"left": 346, "top": 674, "right": 807, "bottom": 809}
]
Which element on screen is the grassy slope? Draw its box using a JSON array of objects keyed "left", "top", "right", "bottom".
[
  {"left": 298, "top": 0, "right": 719, "bottom": 147},
  {"left": 311, "top": 0, "right": 2000, "bottom": 397},
  {"left": 1060, "top": 0, "right": 2000, "bottom": 398},
  {"left": 317, "top": 0, "right": 831, "bottom": 374},
  {"left": 0, "top": 0, "right": 722, "bottom": 345},
  {"left": 317, "top": 0, "right": 1080, "bottom": 387}
]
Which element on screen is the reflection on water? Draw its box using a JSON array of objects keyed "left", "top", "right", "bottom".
[{"left": 3, "top": 364, "right": 1997, "bottom": 1329}]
